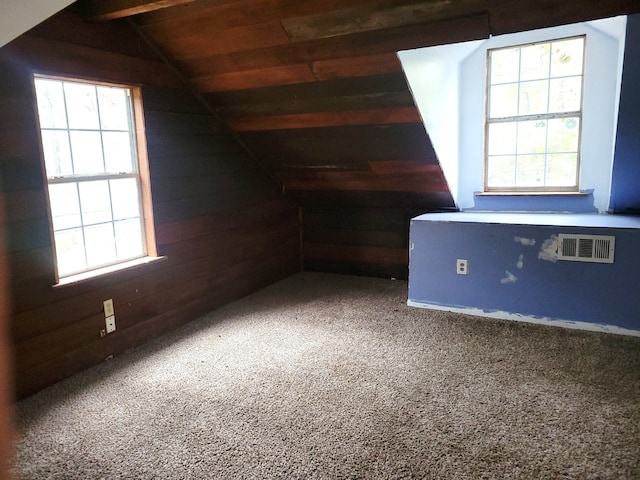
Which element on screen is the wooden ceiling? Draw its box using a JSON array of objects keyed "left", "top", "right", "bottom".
[{"left": 74, "top": 0, "right": 640, "bottom": 211}]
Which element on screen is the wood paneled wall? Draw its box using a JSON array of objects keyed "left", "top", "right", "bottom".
[
  {"left": 199, "top": 26, "right": 459, "bottom": 280},
  {"left": 133, "top": 0, "right": 640, "bottom": 280},
  {"left": 0, "top": 11, "right": 300, "bottom": 399}
]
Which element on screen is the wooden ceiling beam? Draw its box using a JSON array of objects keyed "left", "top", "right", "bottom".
[{"left": 78, "top": 0, "right": 196, "bottom": 22}]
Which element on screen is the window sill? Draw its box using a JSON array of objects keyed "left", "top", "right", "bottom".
[
  {"left": 476, "top": 191, "right": 591, "bottom": 197},
  {"left": 53, "top": 256, "right": 167, "bottom": 288}
]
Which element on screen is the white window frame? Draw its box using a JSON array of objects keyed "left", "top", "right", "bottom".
[
  {"left": 484, "top": 35, "right": 586, "bottom": 193},
  {"left": 33, "top": 74, "right": 157, "bottom": 284}
]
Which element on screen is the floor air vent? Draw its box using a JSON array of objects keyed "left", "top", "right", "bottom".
[{"left": 558, "top": 234, "right": 615, "bottom": 263}]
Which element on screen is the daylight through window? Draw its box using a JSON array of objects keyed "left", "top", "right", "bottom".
[
  {"left": 34, "top": 76, "right": 152, "bottom": 279},
  {"left": 485, "top": 36, "right": 585, "bottom": 191}
]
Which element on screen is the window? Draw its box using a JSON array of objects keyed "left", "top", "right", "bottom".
[
  {"left": 34, "top": 76, "right": 156, "bottom": 280},
  {"left": 485, "top": 36, "right": 585, "bottom": 191}
]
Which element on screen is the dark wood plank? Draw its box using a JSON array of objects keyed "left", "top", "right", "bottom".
[
  {"left": 241, "top": 123, "right": 438, "bottom": 171},
  {"left": 3, "top": 34, "right": 182, "bottom": 89},
  {"left": 281, "top": 0, "right": 488, "bottom": 42},
  {"left": 280, "top": 169, "right": 449, "bottom": 193},
  {"left": 311, "top": 52, "right": 402, "bottom": 81},
  {"left": 304, "top": 242, "right": 407, "bottom": 266},
  {"left": 304, "top": 254, "right": 408, "bottom": 280},
  {"left": 0, "top": 157, "right": 45, "bottom": 193},
  {"left": 136, "top": 0, "right": 377, "bottom": 32},
  {"left": 204, "top": 73, "right": 411, "bottom": 108},
  {"left": 4, "top": 248, "right": 54, "bottom": 283},
  {"left": 228, "top": 107, "right": 420, "bottom": 131},
  {"left": 218, "top": 90, "right": 415, "bottom": 120},
  {"left": 488, "top": 0, "right": 640, "bottom": 35},
  {"left": 79, "top": 0, "right": 196, "bottom": 22},
  {"left": 155, "top": 198, "right": 295, "bottom": 246},
  {"left": 153, "top": 21, "right": 291, "bottom": 60},
  {"left": 140, "top": 110, "right": 225, "bottom": 135},
  {"left": 192, "top": 64, "right": 316, "bottom": 92},
  {"left": 27, "top": 9, "right": 160, "bottom": 59},
  {"left": 293, "top": 190, "right": 456, "bottom": 210},
  {"left": 0, "top": 190, "right": 48, "bottom": 224},
  {"left": 176, "top": 14, "right": 489, "bottom": 81}
]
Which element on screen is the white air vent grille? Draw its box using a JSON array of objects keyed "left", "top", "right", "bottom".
[{"left": 558, "top": 234, "right": 615, "bottom": 263}]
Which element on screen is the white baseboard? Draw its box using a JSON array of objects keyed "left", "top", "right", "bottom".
[{"left": 407, "top": 300, "right": 640, "bottom": 337}]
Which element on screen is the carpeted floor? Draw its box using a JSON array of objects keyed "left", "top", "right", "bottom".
[{"left": 12, "top": 272, "right": 640, "bottom": 479}]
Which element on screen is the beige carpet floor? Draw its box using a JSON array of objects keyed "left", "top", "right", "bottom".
[{"left": 12, "top": 272, "right": 640, "bottom": 479}]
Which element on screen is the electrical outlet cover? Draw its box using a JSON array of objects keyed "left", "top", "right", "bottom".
[
  {"left": 106, "top": 315, "right": 116, "bottom": 334},
  {"left": 456, "top": 259, "right": 468, "bottom": 275},
  {"left": 103, "top": 299, "right": 114, "bottom": 317}
]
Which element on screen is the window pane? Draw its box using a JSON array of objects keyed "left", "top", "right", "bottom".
[
  {"left": 49, "top": 183, "right": 81, "bottom": 230},
  {"left": 547, "top": 117, "right": 580, "bottom": 153},
  {"left": 485, "top": 37, "right": 583, "bottom": 192},
  {"left": 551, "top": 38, "right": 584, "bottom": 78},
  {"left": 84, "top": 223, "right": 116, "bottom": 268},
  {"left": 98, "top": 87, "right": 130, "bottom": 131},
  {"left": 490, "top": 48, "right": 519, "bottom": 84},
  {"left": 34, "top": 76, "right": 153, "bottom": 278},
  {"left": 79, "top": 180, "right": 112, "bottom": 225},
  {"left": 520, "top": 43, "right": 550, "bottom": 81},
  {"left": 487, "top": 122, "right": 517, "bottom": 155},
  {"left": 110, "top": 178, "right": 140, "bottom": 220},
  {"left": 546, "top": 153, "right": 578, "bottom": 186},
  {"left": 488, "top": 122, "right": 517, "bottom": 155},
  {"left": 115, "top": 219, "right": 144, "bottom": 260},
  {"left": 517, "top": 120, "right": 547, "bottom": 154},
  {"left": 549, "top": 77, "right": 582, "bottom": 113},
  {"left": 41, "top": 130, "right": 73, "bottom": 177},
  {"left": 64, "top": 82, "right": 100, "bottom": 130},
  {"left": 489, "top": 83, "right": 518, "bottom": 118},
  {"left": 34, "top": 80, "right": 67, "bottom": 128},
  {"left": 518, "top": 80, "right": 549, "bottom": 116},
  {"left": 487, "top": 156, "right": 515, "bottom": 187},
  {"left": 103, "top": 131, "right": 134, "bottom": 173},
  {"left": 55, "top": 228, "right": 86, "bottom": 276},
  {"left": 70, "top": 130, "right": 104, "bottom": 174},
  {"left": 515, "top": 154, "right": 545, "bottom": 187}
]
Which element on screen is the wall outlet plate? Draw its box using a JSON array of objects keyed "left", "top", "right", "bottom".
[
  {"left": 456, "top": 259, "right": 468, "bottom": 275},
  {"left": 105, "top": 315, "right": 116, "bottom": 334},
  {"left": 103, "top": 299, "right": 114, "bottom": 317}
]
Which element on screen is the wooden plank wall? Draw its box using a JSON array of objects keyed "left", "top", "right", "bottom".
[
  {"left": 0, "top": 11, "right": 300, "bottom": 399},
  {"left": 133, "top": 0, "right": 640, "bottom": 280},
  {"left": 209, "top": 74, "right": 456, "bottom": 280},
  {"left": 214, "top": 26, "right": 459, "bottom": 279},
  {"left": 147, "top": 1, "right": 467, "bottom": 280}
]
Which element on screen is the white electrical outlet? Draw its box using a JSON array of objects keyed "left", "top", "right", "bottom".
[
  {"left": 456, "top": 259, "right": 468, "bottom": 275},
  {"left": 103, "top": 299, "right": 114, "bottom": 317},
  {"left": 106, "top": 315, "right": 116, "bottom": 334}
]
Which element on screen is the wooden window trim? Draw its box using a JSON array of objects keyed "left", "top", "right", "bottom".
[
  {"left": 483, "top": 35, "right": 586, "bottom": 193},
  {"left": 33, "top": 74, "right": 160, "bottom": 285}
]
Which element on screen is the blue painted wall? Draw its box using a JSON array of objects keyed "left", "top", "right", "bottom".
[
  {"left": 610, "top": 14, "right": 640, "bottom": 213},
  {"left": 409, "top": 213, "right": 640, "bottom": 333}
]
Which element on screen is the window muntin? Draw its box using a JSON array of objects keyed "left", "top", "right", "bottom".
[
  {"left": 485, "top": 36, "right": 585, "bottom": 191},
  {"left": 34, "top": 76, "right": 152, "bottom": 279}
]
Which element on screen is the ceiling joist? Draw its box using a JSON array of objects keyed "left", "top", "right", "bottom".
[{"left": 78, "top": 0, "right": 196, "bottom": 22}]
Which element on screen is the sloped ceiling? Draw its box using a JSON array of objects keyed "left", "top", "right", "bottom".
[
  {"left": 36, "top": 1, "right": 640, "bottom": 212},
  {"left": 0, "top": 0, "right": 75, "bottom": 47}
]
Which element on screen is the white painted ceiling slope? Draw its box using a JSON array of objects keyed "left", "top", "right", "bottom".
[{"left": 0, "top": 0, "right": 75, "bottom": 48}]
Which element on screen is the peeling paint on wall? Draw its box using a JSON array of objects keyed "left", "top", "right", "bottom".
[
  {"left": 516, "top": 254, "right": 524, "bottom": 269},
  {"left": 514, "top": 236, "right": 536, "bottom": 246},
  {"left": 538, "top": 235, "right": 559, "bottom": 262},
  {"left": 500, "top": 270, "right": 518, "bottom": 284}
]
